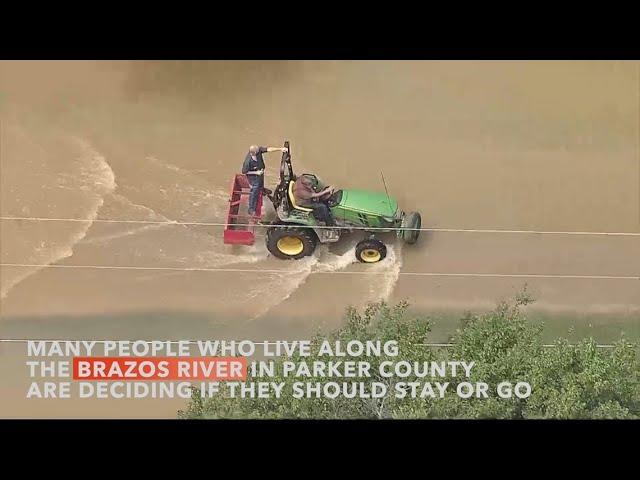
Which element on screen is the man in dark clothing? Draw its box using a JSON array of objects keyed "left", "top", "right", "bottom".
[
  {"left": 242, "top": 144, "right": 287, "bottom": 216},
  {"left": 292, "top": 175, "right": 336, "bottom": 226}
]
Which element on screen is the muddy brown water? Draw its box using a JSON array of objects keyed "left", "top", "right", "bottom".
[{"left": 0, "top": 61, "right": 638, "bottom": 417}]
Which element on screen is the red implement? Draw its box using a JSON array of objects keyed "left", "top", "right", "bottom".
[{"left": 223, "top": 174, "right": 263, "bottom": 245}]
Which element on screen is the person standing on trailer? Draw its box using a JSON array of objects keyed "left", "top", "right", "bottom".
[{"left": 242, "top": 145, "right": 288, "bottom": 217}]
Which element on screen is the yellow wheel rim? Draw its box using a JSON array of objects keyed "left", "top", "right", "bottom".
[
  {"left": 277, "top": 236, "right": 304, "bottom": 256},
  {"left": 360, "top": 248, "right": 382, "bottom": 263}
]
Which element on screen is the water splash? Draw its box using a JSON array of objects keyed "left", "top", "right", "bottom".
[
  {"left": 364, "top": 242, "right": 403, "bottom": 303},
  {"left": 245, "top": 241, "right": 403, "bottom": 321},
  {"left": 1, "top": 137, "right": 116, "bottom": 298},
  {"left": 80, "top": 193, "right": 173, "bottom": 245}
]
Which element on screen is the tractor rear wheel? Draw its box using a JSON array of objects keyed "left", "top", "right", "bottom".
[
  {"left": 266, "top": 226, "right": 317, "bottom": 260},
  {"left": 355, "top": 238, "right": 387, "bottom": 263}
]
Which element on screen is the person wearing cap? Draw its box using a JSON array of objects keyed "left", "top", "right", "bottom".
[
  {"left": 242, "top": 145, "right": 287, "bottom": 216},
  {"left": 293, "top": 175, "right": 336, "bottom": 226}
]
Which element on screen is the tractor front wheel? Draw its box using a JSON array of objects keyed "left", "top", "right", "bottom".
[
  {"left": 266, "top": 226, "right": 317, "bottom": 260},
  {"left": 355, "top": 238, "right": 387, "bottom": 263},
  {"left": 401, "top": 211, "right": 421, "bottom": 244}
]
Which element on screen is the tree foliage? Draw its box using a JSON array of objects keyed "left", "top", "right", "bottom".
[{"left": 179, "top": 293, "right": 639, "bottom": 419}]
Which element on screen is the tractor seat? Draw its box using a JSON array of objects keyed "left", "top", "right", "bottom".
[{"left": 288, "top": 181, "right": 313, "bottom": 212}]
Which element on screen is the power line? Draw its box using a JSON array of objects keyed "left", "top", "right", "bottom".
[
  {"left": 2, "top": 215, "right": 639, "bottom": 236},
  {"left": 1, "top": 262, "right": 637, "bottom": 280}
]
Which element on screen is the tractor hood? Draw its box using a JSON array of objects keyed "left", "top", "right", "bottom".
[{"left": 339, "top": 189, "right": 398, "bottom": 218}]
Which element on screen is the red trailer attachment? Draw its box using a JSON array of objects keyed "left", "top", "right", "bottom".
[{"left": 223, "top": 174, "right": 263, "bottom": 245}]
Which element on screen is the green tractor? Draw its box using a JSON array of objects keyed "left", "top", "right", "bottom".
[{"left": 263, "top": 141, "right": 422, "bottom": 263}]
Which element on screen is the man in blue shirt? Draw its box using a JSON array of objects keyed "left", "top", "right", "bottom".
[{"left": 242, "top": 144, "right": 288, "bottom": 216}]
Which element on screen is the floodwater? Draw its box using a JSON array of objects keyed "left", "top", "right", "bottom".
[{"left": 0, "top": 60, "right": 639, "bottom": 417}]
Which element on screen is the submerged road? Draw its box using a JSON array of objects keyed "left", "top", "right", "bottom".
[{"left": 1, "top": 221, "right": 638, "bottom": 330}]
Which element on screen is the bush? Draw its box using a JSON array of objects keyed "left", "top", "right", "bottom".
[{"left": 179, "top": 294, "right": 639, "bottom": 419}]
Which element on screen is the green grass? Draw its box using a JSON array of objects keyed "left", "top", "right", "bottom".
[
  {"left": 406, "top": 308, "right": 639, "bottom": 345},
  {"left": 2, "top": 307, "right": 637, "bottom": 345}
]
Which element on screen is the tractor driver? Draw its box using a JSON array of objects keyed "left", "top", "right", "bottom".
[
  {"left": 242, "top": 145, "right": 288, "bottom": 217},
  {"left": 292, "top": 175, "right": 336, "bottom": 226}
]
